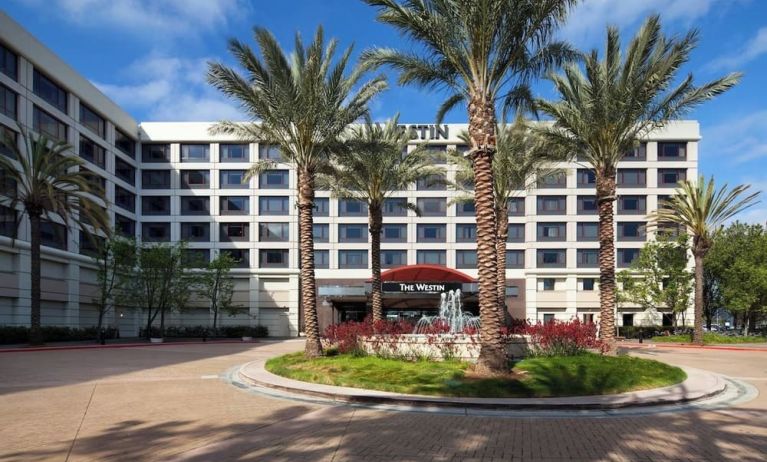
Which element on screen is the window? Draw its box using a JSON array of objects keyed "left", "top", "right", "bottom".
[
  {"left": 0, "top": 168, "right": 16, "bottom": 195},
  {"left": 220, "top": 170, "right": 247, "bottom": 189},
  {"left": 33, "top": 70, "right": 67, "bottom": 112},
  {"left": 577, "top": 196, "right": 597, "bottom": 214},
  {"left": 0, "top": 125, "right": 17, "bottom": 158},
  {"left": 658, "top": 142, "right": 686, "bottom": 160},
  {"left": 79, "top": 233, "right": 102, "bottom": 257},
  {"left": 456, "top": 201, "right": 475, "bottom": 216},
  {"left": 618, "top": 222, "right": 645, "bottom": 241},
  {"left": 618, "top": 248, "right": 640, "bottom": 267},
  {"left": 507, "top": 197, "right": 525, "bottom": 216},
  {"left": 577, "top": 249, "right": 599, "bottom": 268},
  {"left": 456, "top": 250, "right": 477, "bottom": 268},
  {"left": 617, "top": 168, "right": 646, "bottom": 187},
  {"left": 383, "top": 198, "right": 408, "bottom": 216},
  {"left": 258, "top": 144, "right": 282, "bottom": 160},
  {"left": 41, "top": 221, "right": 67, "bottom": 249},
  {"left": 259, "top": 196, "right": 289, "bottom": 215},
  {"left": 506, "top": 224, "right": 525, "bottom": 242},
  {"left": 537, "top": 196, "right": 566, "bottom": 214},
  {"left": 537, "top": 249, "right": 566, "bottom": 268},
  {"left": 220, "top": 222, "right": 249, "bottom": 242},
  {"left": 313, "top": 197, "right": 329, "bottom": 216},
  {"left": 582, "top": 313, "right": 595, "bottom": 323},
  {"left": 79, "top": 136, "right": 106, "bottom": 169},
  {"left": 79, "top": 103, "right": 105, "bottom": 138},
  {"left": 1, "top": 43, "right": 18, "bottom": 80},
  {"left": 181, "top": 170, "right": 209, "bottom": 189},
  {"left": 577, "top": 169, "right": 596, "bottom": 187},
  {"left": 382, "top": 224, "right": 407, "bottom": 242},
  {"left": 537, "top": 222, "right": 566, "bottom": 241},
  {"left": 541, "top": 278, "right": 556, "bottom": 291},
  {"left": 259, "top": 222, "right": 289, "bottom": 241},
  {"left": 576, "top": 222, "right": 598, "bottom": 241},
  {"left": 417, "top": 250, "right": 446, "bottom": 266},
  {"left": 339, "top": 224, "right": 367, "bottom": 242},
  {"left": 259, "top": 170, "right": 289, "bottom": 189},
  {"left": 382, "top": 250, "right": 407, "bottom": 268},
  {"left": 416, "top": 173, "right": 446, "bottom": 190},
  {"left": 543, "top": 314, "right": 556, "bottom": 323},
  {"left": 417, "top": 224, "right": 446, "bottom": 242},
  {"left": 115, "top": 214, "right": 135, "bottom": 236},
  {"left": 315, "top": 250, "right": 329, "bottom": 269},
  {"left": 618, "top": 195, "right": 646, "bottom": 215},
  {"left": 538, "top": 171, "right": 566, "bottom": 188},
  {"left": 141, "top": 170, "right": 170, "bottom": 189},
  {"left": 313, "top": 223, "right": 329, "bottom": 242},
  {"left": 142, "top": 144, "right": 170, "bottom": 163},
  {"left": 183, "top": 249, "right": 210, "bottom": 267},
  {"left": 0, "top": 205, "right": 16, "bottom": 237},
  {"left": 416, "top": 197, "right": 447, "bottom": 216},
  {"left": 81, "top": 168, "right": 105, "bottom": 191},
  {"left": 424, "top": 145, "right": 447, "bottom": 164},
  {"left": 338, "top": 199, "right": 367, "bottom": 216},
  {"left": 658, "top": 169, "right": 686, "bottom": 187},
  {"left": 622, "top": 143, "right": 647, "bottom": 161},
  {"left": 141, "top": 196, "right": 170, "bottom": 215},
  {"left": 180, "top": 196, "right": 210, "bottom": 215},
  {"left": 220, "top": 196, "right": 249, "bottom": 215},
  {"left": 622, "top": 313, "right": 634, "bottom": 327},
  {"left": 142, "top": 222, "right": 170, "bottom": 242},
  {"left": 180, "top": 222, "right": 210, "bottom": 242},
  {"left": 506, "top": 250, "right": 524, "bottom": 268},
  {"left": 582, "top": 278, "right": 596, "bottom": 291},
  {"left": 33, "top": 106, "right": 66, "bottom": 141},
  {"left": 180, "top": 144, "right": 209, "bottom": 162},
  {"left": 456, "top": 224, "right": 476, "bottom": 242},
  {"left": 1, "top": 84, "right": 16, "bottom": 119},
  {"left": 115, "top": 129, "right": 135, "bottom": 158},
  {"left": 114, "top": 158, "right": 135, "bottom": 185},
  {"left": 339, "top": 250, "right": 368, "bottom": 269},
  {"left": 222, "top": 249, "right": 249, "bottom": 268},
  {"left": 114, "top": 186, "right": 135, "bottom": 212},
  {"left": 220, "top": 144, "right": 249, "bottom": 162}
]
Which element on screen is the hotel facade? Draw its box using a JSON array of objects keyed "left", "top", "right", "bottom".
[{"left": 0, "top": 12, "right": 696, "bottom": 337}]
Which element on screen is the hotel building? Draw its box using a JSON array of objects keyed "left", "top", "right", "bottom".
[{"left": 0, "top": 12, "right": 696, "bottom": 337}]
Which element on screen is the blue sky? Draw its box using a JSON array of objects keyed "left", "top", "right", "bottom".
[{"left": 5, "top": 0, "right": 767, "bottom": 222}]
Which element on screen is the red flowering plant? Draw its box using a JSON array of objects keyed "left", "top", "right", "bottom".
[
  {"left": 520, "top": 318, "right": 600, "bottom": 357},
  {"left": 322, "top": 317, "right": 414, "bottom": 356}
]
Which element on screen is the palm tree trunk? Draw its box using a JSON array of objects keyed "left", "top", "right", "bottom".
[
  {"left": 28, "top": 213, "right": 43, "bottom": 345},
  {"left": 596, "top": 175, "right": 617, "bottom": 354},
  {"left": 693, "top": 252, "right": 705, "bottom": 345},
  {"left": 468, "top": 95, "right": 505, "bottom": 373},
  {"left": 369, "top": 203, "right": 384, "bottom": 323},
  {"left": 297, "top": 169, "right": 323, "bottom": 357},
  {"left": 495, "top": 205, "right": 510, "bottom": 326}
]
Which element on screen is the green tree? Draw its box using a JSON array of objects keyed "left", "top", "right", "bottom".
[
  {"left": 536, "top": 15, "right": 741, "bottom": 353},
  {"left": 363, "top": 0, "right": 576, "bottom": 372},
  {"left": 651, "top": 178, "right": 760, "bottom": 343},
  {"left": 617, "top": 235, "right": 693, "bottom": 328},
  {"left": 702, "top": 266, "right": 723, "bottom": 330},
  {"left": 200, "top": 253, "right": 244, "bottom": 335},
  {"left": 0, "top": 129, "right": 109, "bottom": 344},
  {"left": 93, "top": 235, "right": 136, "bottom": 344},
  {"left": 207, "top": 27, "right": 386, "bottom": 357}
]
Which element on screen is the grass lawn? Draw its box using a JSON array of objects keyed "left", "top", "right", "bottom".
[
  {"left": 265, "top": 352, "right": 686, "bottom": 398},
  {"left": 652, "top": 332, "right": 767, "bottom": 344}
]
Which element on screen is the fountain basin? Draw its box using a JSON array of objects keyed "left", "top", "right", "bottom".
[{"left": 359, "top": 334, "right": 532, "bottom": 361}]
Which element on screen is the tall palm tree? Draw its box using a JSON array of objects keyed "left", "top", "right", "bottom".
[
  {"left": 452, "top": 118, "right": 564, "bottom": 320},
  {"left": 321, "top": 115, "right": 440, "bottom": 322},
  {"left": 364, "top": 0, "right": 576, "bottom": 372},
  {"left": 535, "top": 15, "right": 741, "bottom": 353},
  {"left": 0, "top": 129, "right": 109, "bottom": 345},
  {"left": 650, "top": 177, "right": 759, "bottom": 345},
  {"left": 207, "top": 26, "right": 387, "bottom": 357}
]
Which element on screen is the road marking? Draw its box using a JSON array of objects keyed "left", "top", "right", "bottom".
[
  {"left": 731, "top": 377, "right": 767, "bottom": 380},
  {"left": 200, "top": 375, "right": 219, "bottom": 380}
]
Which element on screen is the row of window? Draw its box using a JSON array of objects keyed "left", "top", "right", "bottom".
[
  {"left": 140, "top": 169, "right": 288, "bottom": 189},
  {"left": 141, "top": 143, "right": 282, "bottom": 163},
  {"left": 576, "top": 168, "right": 687, "bottom": 188}
]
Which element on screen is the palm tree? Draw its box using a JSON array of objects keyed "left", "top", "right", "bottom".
[
  {"left": 0, "top": 129, "right": 109, "bottom": 345},
  {"left": 207, "top": 26, "right": 387, "bottom": 357},
  {"left": 364, "top": 0, "right": 576, "bottom": 372},
  {"left": 649, "top": 177, "right": 759, "bottom": 345},
  {"left": 452, "top": 118, "right": 563, "bottom": 321},
  {"left": 535, "top": 15, "right": 741, "bottom": 353},
  {"left": 321, "top": 116, "right": 440, "bottom": 322}
]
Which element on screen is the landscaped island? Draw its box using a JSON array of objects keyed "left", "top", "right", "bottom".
[{"left": 266, "top": 352, "right": 686, "bottom": 398}]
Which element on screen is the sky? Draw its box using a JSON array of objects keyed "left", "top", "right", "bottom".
[{"left": 4, "top": 0, "right": 767, "bottom": 223}]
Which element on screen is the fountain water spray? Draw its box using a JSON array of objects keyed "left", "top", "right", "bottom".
[{"left": 413, "top": 289, "right": 481, "bottom": 334}]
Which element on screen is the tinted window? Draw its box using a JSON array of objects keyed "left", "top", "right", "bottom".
[
  {"left": 0, "top": 84, "right": 16, "bottom": 120},
  {"left": 313, "top": 198, "right": 329, "bottom": 216},
  {"left": 33, "top": 106, "right": 66, "bottom": 141},
  {"left": 313, "top": 223, "right": 329, "bottom": 242},
  {"left": 115, "top": 129, "right": 135, "bottom": 158},
  {"left": 220, "top": 144, "right": 249, "bottom": 162},
  {"left": 141, "top": 170, "right": 171, "bottom": 189},
  {"left": 456, "top": 250, "right": 477, "bottom": 268},
  {"left": 79, "top": 103, "right": 106, "bottom": 138},
  {"left": 1, "top": 44, "right": 18, "bottom": 80},
  {"left": 79, "top": 136, "right": 106, "bottom": 169},
  {"left": 180, "top": 223, "right": 210, "bottom": 242},
  {"left": 259, "top": 222, "right": 289, "bottom": 241},
  {"left": 141, "top": 196, "right": 170, "bottom": 215},
  {"left": 180, "top": 144, "right": 210, "bottom": 162},
  {"left": 220, "top": 222, "right": 249, "bottom": 241},
  {"left": 505, "top": 250, "right": 524, "bottom": 268},
  {"left": 382, "top": 250, "right": 407, "bottom": 268},
  {"left": 180, "top": 170, "right": 209, "bottom": 188},
  {"left": 180, "top": 196, "right": 210, "bottom": 215},
  {"left": 260, "top": 249, "right": 289, "bottom": 268},
  {"left": 417, "top": 198, "right": 447, "bottom": 216},
  {"left": 456, "top": 223, "right": 476, "bottom": 242},
  {"left": 577, "top": 249, "right": 599, "bottom": 268},
  {"left": 259, "top": 170, "right": 289, "bottom": 189},
  {"left": 142, "top": 144, "right": 170, "bottom": 162},
  {"left": 338, "top": 199, "right": 367, "bottom": 216},
  {"left": 339, "top": 224, "right": 368, "bottom": 242},
  {"left": 115, "top": 158, "right": 135, "bottom": 185},
  {"left": 220, "top": 196, "right": 249, "bottom": 215},
  {"left": 259, "top": 196, "right": 289, "bottom": 215},
  {"left": 417, "top": 250, "right": 446, "bottom": 266},
  {"left": 141, "top": 222, "right": 170, "bottom": 242},
  {"left": 417, "top": 224, "right": 446, "bottom": 242},
  {"left": 507, "top": 224, "right": 525, "bottom": 242},
  {"left": 33, "top": 70, "right": 67, "bottom": 112},
  {"left": 339, "top": 250, "right": 368, "bottom": 269},
  {"left": 382, "top": 224, "right": 407, "bottom": 242},
  {"left": 221, "top": 170, "right": 248, "bottom": 188},
  {"left": 383, "top": 198, "right": 408, "bottom": 216}
]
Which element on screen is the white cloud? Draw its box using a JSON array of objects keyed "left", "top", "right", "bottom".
[
  {"left": 703, "top": 110, "right": 767, "bottom": 164},
  {"left": 708, "top": 27, "right": 767, "bottom": 70},
  {"left": 94, "top": 55, "right": 242, "bottom": 121}
]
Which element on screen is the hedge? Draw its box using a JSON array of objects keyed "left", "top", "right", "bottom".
[
  {"left": 138, "top": 325, "right": 269, "bottom": 339},
  {"left": 0, "top": 326, "right": 120, "bottom": 345},
  {"left": 618, "top": 326, "right": 693, "bottom": 339}
]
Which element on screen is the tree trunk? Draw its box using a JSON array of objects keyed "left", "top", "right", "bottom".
[
  {"left": 146, "top": 308, "right": 152, "bottom": 340},
  {"left": 495, "top": 204, "right": 511, "bottom": 326},
  {"left": 468, "top": 94, "right": 505, "bottom": 373},
  {"left": 692, "top": 251, "right": 705, "bottom": 345},
  {"left": 96, "top": 309, "right": 105, "bottom": 344},
  {"left": 28, "top": 213, "right": 43, "bottom": 345},
  {"left": 298, "top": 170, "right": 323, "bottom": 357},
  {"left": 596, "top": 174, "right": 617, "bottom": 354},
  {"left": 369, "top": 203, "right": 384, "bottom": 323}
]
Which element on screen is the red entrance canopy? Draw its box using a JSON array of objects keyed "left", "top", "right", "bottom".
[{"left": 375, "top": 264, "right": 476, "bottom": 283}]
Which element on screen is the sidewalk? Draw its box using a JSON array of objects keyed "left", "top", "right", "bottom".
[{"left": 620, "top": 341, "right": 767, "bottom": 352}]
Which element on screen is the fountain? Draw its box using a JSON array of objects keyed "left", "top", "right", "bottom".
[{"left": 413, "top": 289, "right": 481, "bottom": 334}]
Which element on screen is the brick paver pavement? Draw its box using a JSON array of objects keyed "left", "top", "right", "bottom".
[{"left": 0, "top": 339, "right": 764, "bottom": 462}]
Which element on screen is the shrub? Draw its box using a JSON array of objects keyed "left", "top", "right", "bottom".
[
  {"left": 521, "top": 319, "right": 599, "bottom": 357},
  {"left": 323, "top": 317, "right": 414, "bottom": 355},
  {"left": 139, "top": 325, "right": 269, "bottom": 339},
  {"left": 0, "top": 325, "right": 119, "bottom": 344}
]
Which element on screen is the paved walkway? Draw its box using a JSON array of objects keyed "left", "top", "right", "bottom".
[{"left": 0, "top": 340, "right": 765, "bottom": 461}]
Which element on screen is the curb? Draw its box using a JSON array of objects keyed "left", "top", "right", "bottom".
[
  {"left": 0, "top": 339, "right": 255, "bottom": 354},
  {"left": 237, "top": 360, "right": 727, "bottom": 411}
]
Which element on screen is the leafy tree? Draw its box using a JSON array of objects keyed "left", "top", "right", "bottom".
[
  {"left": 702, "top": 267, "right": 723, "bottom": 330},
  {"left": 536, "top": 15, "right": 741, "bottom": 352},
  {"left": 363, "top": 0, "right": 576, "bottom": 372},
  {"left": 321, "top": 115, "right": 439, "bottom": 322},
  {"left": 617, "top": 235, "right": 693, "bottom": 328},
  {"left": 0, "top": 128, "right": 109, "bottom": 344},
  {"left": 200, "top": 253, "right": 244, "bottom": 335},
  {"left": 207, "top": 27, "right": 386, "bottom": 357},
  {"left": 93, "top": 235, "right": 136, "bottom": 344},
  {"left": 651, "top": 178, "right": 760, "bottom": 343}
]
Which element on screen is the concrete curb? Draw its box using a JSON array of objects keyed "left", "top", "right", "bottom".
[{"left": 237, "top": 359, "right": 727, "bottom": 411}]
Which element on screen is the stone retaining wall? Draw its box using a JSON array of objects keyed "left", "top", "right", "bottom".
[{"left": 359, "top": 334, "right": 532, "bottom": 361}]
